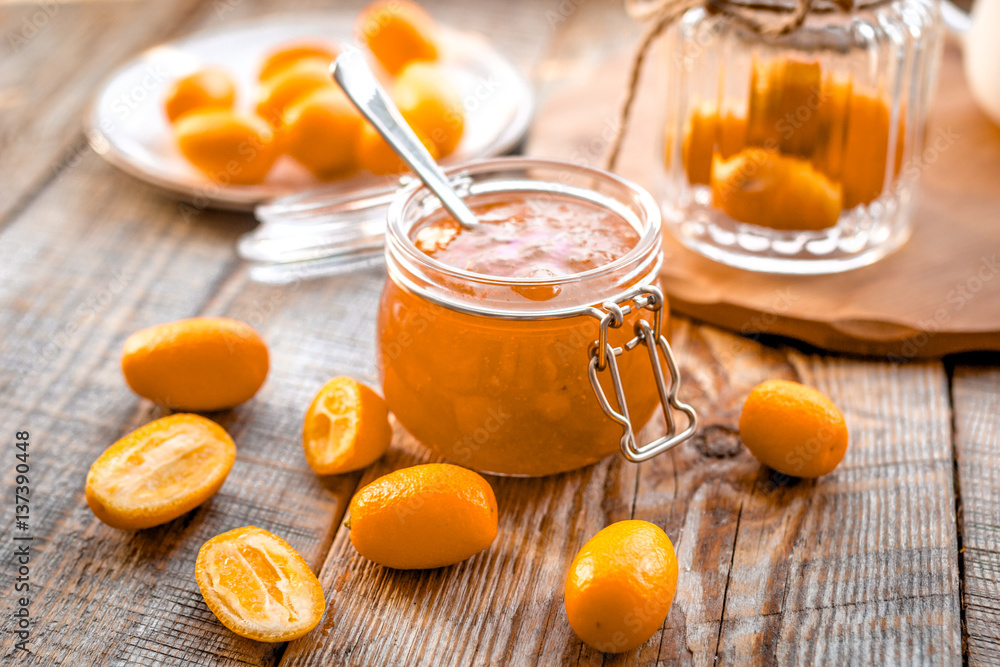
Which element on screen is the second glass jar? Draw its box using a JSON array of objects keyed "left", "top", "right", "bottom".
[{"left": 658, "top": 0, "right": 943, "bottom": 273}]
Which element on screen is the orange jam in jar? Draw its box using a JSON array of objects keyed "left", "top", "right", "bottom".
[{"left": 378, "top": 158, "right": 696, "bottom": 476}]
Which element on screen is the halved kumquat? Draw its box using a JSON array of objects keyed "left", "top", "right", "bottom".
[
  {"left": 85, "top": 414, "right": 236, "bottom": 530},
  {"left": 302, "top": 376, "right": 392, "bottom": 475},
  {"left": 196, "top": 526, "right": 326, "bottom": 642}
]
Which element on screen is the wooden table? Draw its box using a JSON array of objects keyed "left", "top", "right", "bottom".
[{"left": 1, "top": 0, "right": 997, "bottom": 664}]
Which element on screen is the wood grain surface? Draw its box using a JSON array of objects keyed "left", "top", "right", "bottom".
[
  {"left": 0, "top": 0, "right": 992, "bottom": 665},
  {"left": 283, "top": 322, "right": 961, "bottom": 666},
  {"left": 527, "top": 42, "right": 1000, "bottom": 358},
  {"left": 953, "top": 362, "right": 1000, "bottom": 666},
  {"left": 0, "top": 0, "right": 206, "bottom": 223}
]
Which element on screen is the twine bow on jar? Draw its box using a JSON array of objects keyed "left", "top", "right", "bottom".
[{"left": 604, "top": 0, "right": 862, "bottom": 171}]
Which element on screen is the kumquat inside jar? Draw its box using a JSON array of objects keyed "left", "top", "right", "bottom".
[
  {"left": 655, "top": 0, "right": 943, "bottom": 274},
  {"left": 378, "top": 157, "right": 697, "bottom": 476}
]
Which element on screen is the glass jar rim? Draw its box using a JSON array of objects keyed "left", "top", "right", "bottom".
[{"left": 384, "top": 157, "right": 663, "bottom": 319}]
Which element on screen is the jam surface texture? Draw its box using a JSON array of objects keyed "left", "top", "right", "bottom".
[{"left": 413, "top": 194, "right": 639, "bottom": 278}]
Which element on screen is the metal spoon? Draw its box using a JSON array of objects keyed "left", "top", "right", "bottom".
[{"left": 330, "top": 50, "right": 480, "bottom": 229}]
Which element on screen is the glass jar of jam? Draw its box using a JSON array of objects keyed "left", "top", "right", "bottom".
[
  {"left": 658, "top": 0, "right": 943, "bottom": 273},
  {"left": 378, "top": 157, "right": 696, "bottom": 476}
]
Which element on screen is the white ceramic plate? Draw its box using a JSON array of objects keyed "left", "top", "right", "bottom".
[{"left": 85, "top": 13, "right": 534, "bottom": 210}]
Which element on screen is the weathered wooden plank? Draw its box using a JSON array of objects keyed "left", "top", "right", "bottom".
[
  {"left": 280, "top": 305, "right": 946, "bottom": 666},
  {"left": 275, "top": 320, "right": 848, "bottom": 666},
  {"left": 0, "top": 0, "right": 577, "bottom": 663},
  {"left": 953, "top": 362, "right": 1000, "bottom": 666},
  {"left": 617, "top": 327, "right": 961, "bottom": 665},
  {"left": 280, "top": 430, "right": 641, "bottom": 666},
  {"left": 0, "top": 0, "right": 206, "bottom": 223},
  {"left": 0, "top": 1, "right": 976, "bottom": 666},
  {"left": 0, "top": 147, "right": 370, "bottom": 664},
  {"left": 275, "top": 3, "right": 650, "bottom": 665}
]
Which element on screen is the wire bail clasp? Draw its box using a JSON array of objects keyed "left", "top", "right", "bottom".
[{"left": 587, "top": 285, "right": 697, "bottom": 462}]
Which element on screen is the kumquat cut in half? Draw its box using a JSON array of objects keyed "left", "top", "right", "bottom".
[
  {"left": 85, "top": 414, "right": 236, "bottom": 530},
  {"left": 196, "top": 526, "right": 326, "bottom": 642},
  {"left": 302, "top": 376, "right": 392, "bottom": 475}
]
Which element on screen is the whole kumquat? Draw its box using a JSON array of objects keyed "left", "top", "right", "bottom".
[
  {"left": 356, "top": 0, "right": 439, "bottom": 75},
  {"left": 711, "top": 149, "right": 843, "bottom": 231},
  {"left": 85, "top": 414, "right": 236, "bottom": 530},
  {"left": 283, "top": 87, "right": 365, "bottom": 178},
  {"left": 347, "top": 463, "right": 497, "bottom": 569},
  {"left": 258, "top": 41, "right": 339, "bottom": 82},
  {"left": 196, "top": 526, "right": 326, "bottom": 642},
  {"left": 174, "top": 111, "right": 279, "bottom": 184},
  {"left": 564, "top": 520, "right": 678, "bottom": 654},
  {"left": 255, "top": 58, "right": 335, "bottom": 128},
  {"left": 121, "top": 317, "right": 269, "bottom": 412},
  {"left": 302, "top": 376, "right": 392, "bottom": 475},
  {"left": 163, "top": 67, "right": 237, "bottom": 123},
  {"left": 739, "top": 379, "right": 849, "bottom": 478},
  {"left": 393, "top": 62, "right": 464, "bottom": 157}
]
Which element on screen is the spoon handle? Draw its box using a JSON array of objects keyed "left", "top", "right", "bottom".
[{"left": 330, "top": 50, "right": 480, "bottom": 229}]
